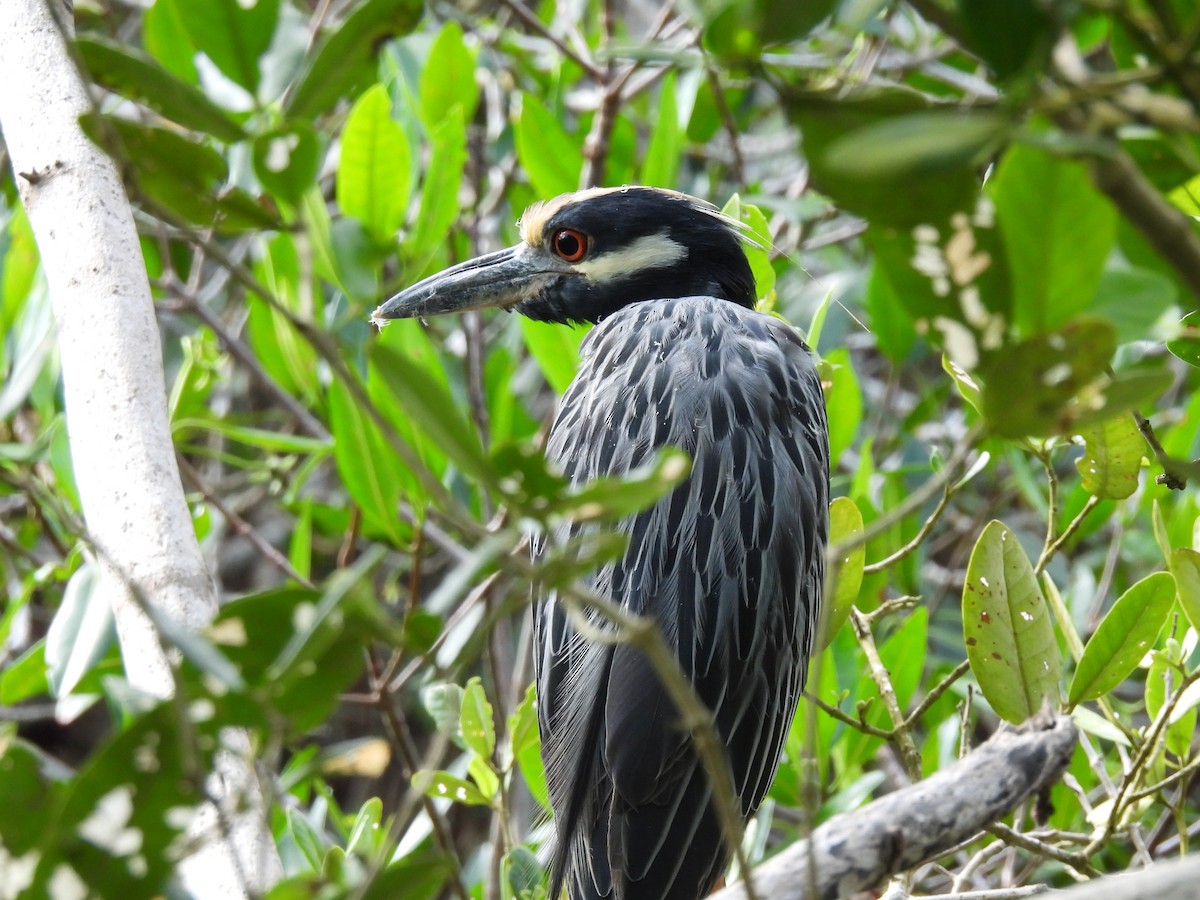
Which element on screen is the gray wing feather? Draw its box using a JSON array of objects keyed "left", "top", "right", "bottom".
[{"left": 535, "top": 297, "right": 829, "bottom": 900}]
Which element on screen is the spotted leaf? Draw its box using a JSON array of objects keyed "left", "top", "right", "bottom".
[{"left": 963, "top": 520, "right": 1061, "bottom": 723}]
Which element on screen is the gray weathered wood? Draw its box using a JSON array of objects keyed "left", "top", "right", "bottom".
[
  {"left": 1048, "top": 852, "right": 1200, "bottom": 900},
  {"left": 713, "top": 713, "right": 1077, "bottom": 900}
]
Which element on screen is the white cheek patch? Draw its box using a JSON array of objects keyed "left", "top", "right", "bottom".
[{"left": 573, "top": 233, "right": 687, "bottom": 281}]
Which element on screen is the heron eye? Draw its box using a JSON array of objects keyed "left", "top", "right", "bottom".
[{"left": 551, "top": 229, "right": 588, "bottom": 262}]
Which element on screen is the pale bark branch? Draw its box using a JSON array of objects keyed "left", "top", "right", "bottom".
[
  {"left": 1047, "top": 852, "right": 1200, "bottom": 899},
  {"left": 0, "top": 0, "right": 280, "bottom": 895},
  {"left": 712, "top": 713, "right": 1077, "bottom": 900}
]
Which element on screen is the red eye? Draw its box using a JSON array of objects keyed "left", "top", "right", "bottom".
[{"left": 551, "top": 228, "right": 588, "bottom": 262}]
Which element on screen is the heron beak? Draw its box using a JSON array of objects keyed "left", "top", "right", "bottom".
[{"left": 370, "top": 244, "right": 569, "bottom": 326}]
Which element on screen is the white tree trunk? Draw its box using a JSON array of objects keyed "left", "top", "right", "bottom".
[{"left": 0, "top": 0, "right": 281, "bottom": 895}]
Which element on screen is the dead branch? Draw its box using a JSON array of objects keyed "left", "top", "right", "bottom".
[{"left": 713, "top": 712, "right": 1077, "bottom": 900}]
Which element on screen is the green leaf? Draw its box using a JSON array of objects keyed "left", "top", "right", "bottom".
[
  {"left": 510, "top": 685, "right": 549, "bottom": 809},
  {"left": 1146, "top": 650, "right": 1195, "bottom": 759},
  {"left": 825, "top": 110, "right": 1010, "bottom": 182},
  {"left": 0, "top": 640, "right": 49, "bottom": 704},
  {"left": 173, "top": 417, "right": 332, "bottom": 455},
  {"left": 701, "top": 0, "right": 836, "bottom": 60},
  {"left": 408, "top": 107, "right": 468, "bottom": 261},
  {"left": 1167, "top": 315, "right": 1200, "bottom": 368},
  {"left": 346, "top": 797, "right": 383, "bottom": 856},
  {"left": 1167, "top": 173, "right": 1200, "bottom": 215},
  {"left": 79, "top": 114, "right": 280, "bottom": 232},
  {"left": 502, "top": 846, "right": 544, "bottom": 900},
  {"left": 963, "top": 520, "right": 1062, "bottom": 723},
  {"left": 370, "top": 341, "right": 492, "bottom": 481},
  {"left": 1069, "top": 572, "right": 1174, "bottom": 705},
  {"left": 1167, "top": 548, "right": 1200, "bottom": 633},
  {"left": 0, "top": 739, "right": 60, "bottom": 856},
  {"left": 328, "top": 378, "right": 406, "bottom": 545},
  {"left": 943, "top": 355, "right": 983, "bottom": 415},
  {"left": 284, "top": 0, "right": 424, "bottom": 119},
  {"left": 820, "top": 497, "right": 864, "bottom": 648},
  {"left": 784, "top": 90, "right": 997, "bottom": 226},
  {"left": 44, "top": 562, "right": 113, "bottom": 697},
  {"left": 958, "top": 0, "right": 1055, "bottom": 80},
  {"left": 76, "top": 37, "right": 245, "bottom": 141},
  {"left": 142, "top": 0, "right": 197, "bottom": 83},
  {"left": 467, "top": 754, "right": 500, "bottom": 801},
  {"left": 287, "top": 806, "right": 326, "bottom": 871},
  {"left": 520, "top": 318, "right": 587, "bottom": 394},
  {"left": 29, "top": 706, "right": 208, "bottom": 895},
  {"left": 414, "top": 770, "right": 491, "bottom": 807},
  {"left": 642, "top": 72, "right": 681, "bottom": 188},
  {"left": 516, "top": 98, "right": 582, "bottom": 198},
  {"left": 823, "top": 347, "right": 862, "bottom": 465},
  {"left": 253, "top": 122, "right": 321, "bottom": 205},
  {"left": 422, "top": 682, "right": 466, "bottom": 747},
  {"left": 991, "top": 145, "right": 1118, "bottom": 335},
  {"left": 419, "top": 21, "right": 478, "bottom": 128},
  {"left": 337, "top": 84, "right": 412, "bottom": 244},
  {"left": 721, "top": 195, "right": 774, "bottom": 300},
  {"left": 978, "top": 316, "right": 1115, "bottom": 438},
  {"left": 210, "top": 583, "right": 372, "bottom": 733},
  {"left": 557, "top": 449, "right": 691, "bottom": 523},
  {"left": 1075, "top": 414, "right": 1143, "bottom": 500},
  {"left": 1091, "top": 268, "right": 1177, "bottom": 344},
  {"left": 1070, "top": 704, "right": 1130, "bottom": 746},
  {"left": 461, "top": 677, "right": 497, "bottom": 759},
  {"left": 169, "top": 0, "right": 279, "bottom": 94}
]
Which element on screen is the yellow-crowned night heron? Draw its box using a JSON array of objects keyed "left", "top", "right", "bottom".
[{"left": 372, "top": 187, "right": 829, "bottom": 900}]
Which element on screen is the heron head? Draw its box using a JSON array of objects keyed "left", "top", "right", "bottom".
[{"left": 371, "top": 186, "right": 757, "bottom": 327}]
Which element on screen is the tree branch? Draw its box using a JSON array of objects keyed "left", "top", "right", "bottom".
[
  {"left": 712, "top": 713, "right": 1077, "bottom": 900},
  {"left": 0, "top": 1, "right": 281, "bottom": 894}
]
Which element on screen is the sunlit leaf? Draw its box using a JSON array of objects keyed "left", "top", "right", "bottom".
[
  {"left": 991, "top": 145, "right": 1117, "bottom": 335},
  {"left": 509, "top": 684, "right": 549, "bottom": 809},
  {"left": 408, "top": 107, "right": 468, "bottom": 262},
  {"left": 1069, "top": 572, "right": 1174, "bottom": 705},
  {"left": 643, "top": 71, "right": 681, "bottom": 189},
  {"left": 467, "top": 754, "right": 500, "bottom": 801},
  {"left": 369, "top": 342, "right": 492, "bottom": 482},
  {"left": 338, "top": 84, "right": 412, "bottom": 244},
  {"left": 1070, "top": 704, "right": 1130, "bottom": 746},
  {"left": 520, "top": 318, "right": 587, "bottom": 394},
  {"left": 820, "top": 496, "right": 864, "bottom": 648},
  {"left": 721, "top": 195, "right": 775, "bottom": 300},
  {"left": 419, "top": 21, "right": 478, "bottom": 128},
  {"left": 963, "top": 520, "right": 1061, "bottom": 723},
  {"left": 823, "top": 347, "right": 862, "bottom": 464},
  {"left": 329, "top": 379, "right": 407, "bottom": 545},
  {"left": 515, "top": 98, "right": 582, "bottom": 198}
]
